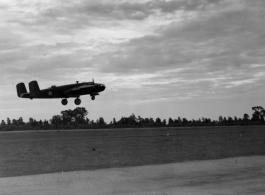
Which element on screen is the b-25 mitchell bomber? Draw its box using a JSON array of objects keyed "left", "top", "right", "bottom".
[{"left": 16, "top": 80, "right": 106, "bottom": 105}]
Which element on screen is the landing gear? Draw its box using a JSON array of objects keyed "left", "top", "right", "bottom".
[
  {"left": 74, "top": 98, "right": 81, "bottom": 105},
  {"left": 91, "top": 95, "right": 95, "bottom": 100},
  {"left": 61, "top": 99, "right": 68, "bottom": 105}
]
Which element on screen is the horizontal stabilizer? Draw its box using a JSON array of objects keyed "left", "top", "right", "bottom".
[
  {"left": 29, "top": 80, "right": 41, "bottom": 97},
  {"left": 16, "top": 83, "right": 28, "bottom": 97}
]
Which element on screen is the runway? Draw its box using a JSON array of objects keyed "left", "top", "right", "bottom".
[{"left": 1, "top": 156, "right": 264, "bottom": 195}]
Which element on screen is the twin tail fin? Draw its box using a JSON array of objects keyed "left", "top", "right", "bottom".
[
  {"left": 29, "top": 80, "right": 41, "bottom": 97},
  {"left": 16, "top": 83, "right": 28, "bottom": 97},
  {"left": 16, "top": 80, "right": 41, "bottom": 98}
]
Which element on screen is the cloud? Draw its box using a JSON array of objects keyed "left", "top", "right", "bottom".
[
  {"left": 95, "top": 1, "right": 265, "bottom": 74},
  {"left": 150, "top": 0, "right": 224, "bottom": 13},
  {"left": 81, "top": 0, "right": 265, "bottom": 104},
  {"left": 5, "top": 0, "right": 227, "bottom": 35}
]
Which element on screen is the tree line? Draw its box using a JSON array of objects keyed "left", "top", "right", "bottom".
[{"left": 1, "top": 106, "right": 265, "bottom": 131}]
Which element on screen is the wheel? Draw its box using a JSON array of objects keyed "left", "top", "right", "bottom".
[
  {"left": 74, "top": 98, "right": 81, "bottom": 105},
  {"left": 61, "top": 99, "right": 68, "bottom": 105},
  {"left": 91, "top": 96, "right": 95, "bottom": 100}
]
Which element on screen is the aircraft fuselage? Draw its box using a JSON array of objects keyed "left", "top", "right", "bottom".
[{"left": 16, "top": 80, "right": 106, "bottom": 105}]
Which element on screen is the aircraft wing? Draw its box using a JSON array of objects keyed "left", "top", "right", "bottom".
[
  {"left": 64, "top": 85, "right": 95, "bottom": 94},
  {"left": 20, "top": 93, "right": 31, "bottom": 98}
]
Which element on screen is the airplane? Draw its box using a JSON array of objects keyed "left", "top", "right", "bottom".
[{"left": 16, "top": 79, "right": 106, "bottom": 105}]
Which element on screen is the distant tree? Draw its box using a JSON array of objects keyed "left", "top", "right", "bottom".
[
  {"left": 33, "top": 119, "right": 38, "bottom": 126},
  {"left": 155, "top": 117, "right": 161, "bottom": 124},
  {"left": 43, "top": 119, "right": 49, "bottom": 125},
  {"left": 177, "top": 117, "right": 182, "bottom": 123},
  {"left": 212, "top": 120, "right": 218, "bottom": 124},
  {"left": 113, "top": 118, "right": 117, "bottom": 125},
  {"left": 128, "top": 114, "right": 137, "bottom": 125},
  {"left": 228, "top": 116, "right": 233, "bottom": 123},
  {"left": 251, "top": 106, "right": 264, "bottom": 121},
  {"left": 1, "top": 120, "right": 6, "bottom": 126},
  {"left": 42, "top": 119, "right": 50, "bottom": 129},
  {"left": 162, "top": 119, "right": 167, "bottom": 125},
  {"left": 118, "top": 117, "right": 126, "bottom": 125},
  {"left": 28, "top": 117, "right": 34, "bottom": 126},
  {"left": 174, "top": 119, "right": 179, "bottom": 124},
  {"left": 261, "top": 109, "right": 265, "bottom": 118},
  {"left": 98, "top": 117, "right": 105, "bottom": 125},
  {"left": 168, "top": 117, "right": 174, "bottom": 126},
  {"left": 234, "top": 116, "right": 238, "bottom": 122},
  {"left": 12, "top": 119, "right": 18, "bottom": 125},
  {"left": 138, "top": 116, "right": 144, "bottom": 126},
  {"left": 155, "top": 117, "right": 162, "bottom": 127},
  {"left": 17, "top": 117, "right": 24, "bottom": 125},
  {"left": 182, "top": 118, "right": 188, "bottom": 124},
  {"left": 6, "top": 117, "right": 11, "bottom": 126},
  {"left": 144, "top": 118, "right": 150, "bottom": 124},
  {"left": 61, "top": 109, "right": 75, "bottom": 124},
  {"left": 243, "top": 113, "right": 249, "bottom": 121},
  {"left": 205, "top": 118, "right": 211, "bottom": 123},
  {"left": 85, "top": 117, "right": 90, "bottom": 124},
  {"left": 50, "top": 115, "right": 62, "bottom": 126},
  {"left": 149, "top": 118, "right": 154, "bottom": 126},
  {"left": 73, "top": 107, "right": 88, "bottom": 124},
  {"left": 60, "top": 107, "right": 88, "bottom": 125},
  {"left": 218, "top": 116, "right": 223, "bottom": 123}
]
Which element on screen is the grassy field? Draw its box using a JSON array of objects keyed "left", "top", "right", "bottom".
[{"left": 0, "top": 126, "right": 264, "bottom": 177}]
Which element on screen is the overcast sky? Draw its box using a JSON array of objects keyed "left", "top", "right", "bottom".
[{"left": 1, "top": 0, "right": 265, "bottom": 122}]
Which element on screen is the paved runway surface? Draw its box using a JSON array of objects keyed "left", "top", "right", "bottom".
[{"left": 1, "top": 156, "right": 264, "bottom": 195}]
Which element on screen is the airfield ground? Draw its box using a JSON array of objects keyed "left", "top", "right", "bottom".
[
  {"left": 0, "top": 126, "right": 265, "bottom": 178},
  {"left": 1, "top": 156, "right": 265, "bottom": 195}
]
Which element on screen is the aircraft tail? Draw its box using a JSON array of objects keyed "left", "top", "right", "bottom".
[
  {"left": 29, "top": 80, "right": 41, "bottom": 97},
  {"left": 16, "top": 83, "right": 28, "bottom": 97}
]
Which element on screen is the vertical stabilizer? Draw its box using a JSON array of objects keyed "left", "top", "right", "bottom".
[
  {"left": 16, "top": 83, "right": 27, "bottom": 97},
  {"left": 29, "top": 80, "right": 41, "bottom": 97}
]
